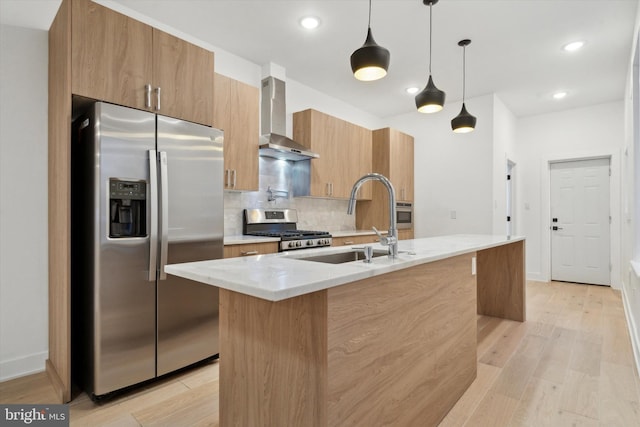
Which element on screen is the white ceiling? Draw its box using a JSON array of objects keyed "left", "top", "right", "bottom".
[{"left": 1, "top": 0, "right": 638, "bottom": 118}]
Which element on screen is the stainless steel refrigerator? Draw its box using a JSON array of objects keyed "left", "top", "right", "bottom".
[{"left": 72, "top": 101, "right": 223, "bottom": 399}]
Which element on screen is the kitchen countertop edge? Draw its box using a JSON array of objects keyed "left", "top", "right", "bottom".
[{"left": 167, "top": 234, "right": 525, "bottom": 302}]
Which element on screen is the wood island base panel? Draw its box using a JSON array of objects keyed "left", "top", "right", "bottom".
[
  {"left": 220, "top": 254, "right": 479, "bottom": 427},
  {"left": 165, "top": 235, "right": 526, "bottom": 426}
]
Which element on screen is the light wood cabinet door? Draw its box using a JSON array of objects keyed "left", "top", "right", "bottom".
[
  {"left": 390, "top": 129, "right": 414, "bottom": 202},
  {"left": 343, "top": 122, "right": 372, "bottom": 200},
  {"left": 397, "top": 229, "right": 414, "bottom": 240},
  {"left": 71, "top": 0, "right": 152, "bottom": 110},
  {"left": 71, "top": 0, "right": 214, "bottom": 126},
  {"left": 213, "top": 73, "right": 259, "bottom": 191},
  {"left": 293, "top": 109, "right": 372, "bottom": 200},
  {"left": 153, "top": 29, "right": 213, "bottom": 126},
  {"left": 331, "top": 235, "right": 380, "bottom": 246},
  {"left": 224, "top": 242, "right": 279, "bottom": 258}
]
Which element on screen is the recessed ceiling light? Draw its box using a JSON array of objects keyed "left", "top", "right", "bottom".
[
  {"left": 300, "top": 16, "right": 320, "bottom": 30},
  {"left": 553, "top": 91, "right": 568, "bottom": 100},
  {"left": 563, "top": 41, "right": 584, "bottom": 52},
  {"left": 406, "top": 87, "right": 420, "bottom": 94}
]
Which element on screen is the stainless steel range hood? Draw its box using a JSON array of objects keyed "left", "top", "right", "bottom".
[{"left": 259, "top": 76, "right": 319, "bottom": 161}]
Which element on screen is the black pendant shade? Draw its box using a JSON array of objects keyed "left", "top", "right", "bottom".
[
  {"left": 415, "top": 0, "right": 445, "bottom": 113},
  {"left": 415, "top": 75, "right": 446, "bottom": 113},
  {"left": 451, "top": 103, "right": 477, "bottom": 133},
  {"left": 451, "top": 39, "right": 477, "bottom": 133},
  {"left": 351, "top": 27, "right": 390, "bottom": 81}
]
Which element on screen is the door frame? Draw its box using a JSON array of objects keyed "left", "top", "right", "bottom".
[
  {"left": 507, "top": 159, "right": 516, "bottom": 237},
  {"left": 539, "top": 150, "right": 621, "bottom": 288}
]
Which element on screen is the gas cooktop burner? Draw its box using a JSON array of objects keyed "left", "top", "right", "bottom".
[{"left": 242, "top": 209, "right": 332, "bottom": 251}]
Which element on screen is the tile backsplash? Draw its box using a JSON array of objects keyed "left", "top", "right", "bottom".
[{"left": 224, "top": 157, "right": 355, "bottom": 235}]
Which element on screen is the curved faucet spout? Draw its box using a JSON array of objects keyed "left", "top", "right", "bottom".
[{"left": 347, "top": 173, "right": 398, "bottom": 258}]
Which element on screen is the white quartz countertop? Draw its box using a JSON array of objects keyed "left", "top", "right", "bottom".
[{"left": 166, "top": 234, "right": 524, "bottom": 302}]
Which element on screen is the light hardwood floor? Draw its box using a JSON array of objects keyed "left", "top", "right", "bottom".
[{"left": 1, "top": 281, "right": 639, "bottom": 426}]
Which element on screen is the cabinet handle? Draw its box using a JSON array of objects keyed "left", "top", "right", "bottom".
[
  {"left": 330, "top": 182, "right": 334, "bottom": 196},
  {"left": 240, "top": 251, "right": 259, "bottom": 256},
  {"left": 343, "top": 241, "right": 354, "bottom": 245},
  {"left": 224, "top": 169, "right": 229, "bottom": 188},
  {"left": 326, "top": 183, "right": 331, "bottom": 196},
  {"left": 155, "top": 86, "right": 161, "bottom": 111},
  {"left": 145, "top": 84, "right": 152, "bottom": 108},
  {"left": 232, "top": 169, "right": 237, "bottom": 188}
]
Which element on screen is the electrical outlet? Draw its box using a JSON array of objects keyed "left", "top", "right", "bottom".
[{"left": 450, "top": 210, "right": 457, "bottom": 219}]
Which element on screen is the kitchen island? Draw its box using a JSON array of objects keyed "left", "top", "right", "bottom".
[{"left": 165, "top": 235, "right": 525, "bottom": 427}]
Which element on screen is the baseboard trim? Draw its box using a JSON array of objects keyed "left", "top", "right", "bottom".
[
  {"left": 0, "top": 351, "right": 47, "bottom": 382},
  {"left": 526, "top": 272, "right": 546, "bottom": 282},
  {"left": 621, "top": 283, "right": 640, "bottom": 380}
]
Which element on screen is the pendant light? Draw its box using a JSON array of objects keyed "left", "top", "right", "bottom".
[
  {"left": 415, "top": 0, "right": 445, "bottom": 113},
  {"left": 350, "top": 0, "right": 390, "bottom": 81},
  {"left": 451, "top": 39, "right": 477, "bottom": 133}
]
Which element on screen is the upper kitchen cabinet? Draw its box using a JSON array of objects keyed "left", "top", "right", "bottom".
[
  {"left": 213, "top": 73, "right": 259, "bottom": 191},
  {"left": 293, "top": 109, "right": 372, "bottom": 200},
  {"left": 71, "top": 0, "right": 214, "bottom": 126},
  {"left": 152, "top": 30, "right": 213, "bottom": 126}
]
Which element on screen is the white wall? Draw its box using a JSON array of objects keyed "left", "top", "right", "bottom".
[
  {"left": 386, "top": 95, "right": 496, "bottom": 238},
  {"left": 492, "top": 96, "right": 518, "bottom": 236},
  {"left": 621, "top": 5, "right": 640, "bottom": 380},
  {"left": 0, "top": 25, "right": 49, "bottom": 381},
  {"left": 517, "top": 101, "right": 625, "bottom": 285}
]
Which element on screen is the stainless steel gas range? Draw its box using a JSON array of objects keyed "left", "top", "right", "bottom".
[{"left": 243, "top": 208, "right": 332, "bottom": 251}]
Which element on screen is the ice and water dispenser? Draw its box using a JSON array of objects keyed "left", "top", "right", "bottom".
[{"left": 109, "top": 179, "right": 147, "bottom": 237}]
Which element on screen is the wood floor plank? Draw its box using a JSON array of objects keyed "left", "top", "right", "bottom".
[
  {"left": 132, "top": 381, "right": 219, "bottom": 426},
  {"left": 462, "top": 391, "right": 519, "bottom": 427},
  {"left": 600, "top": 361, "right": 640, "bottom": 403},
  {"left": 508, "top": 377, "right": 563, "bottom": 427},
  {"left": 558, "top": 369, "right": 599, "bottom": 420},
  {"left": 0, "top": 371, "right": 59, "bottom": 404},
  {"left": 532, "top": 327, "right": 576, "bottom": 384},
  {"left": 479, "top": 321, "right": 526, "bottom": 368},
  {"left": 438, "top": 362, "right": 501, "bottom": 427}
]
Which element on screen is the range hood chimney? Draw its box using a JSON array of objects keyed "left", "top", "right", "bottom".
[{"left": 259, "top": 76, "right": 319, "bottom": 161}]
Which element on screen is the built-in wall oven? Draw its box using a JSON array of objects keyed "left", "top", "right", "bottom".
[{"left": 396, "top": 202, "right": 413, "bottom": 229}]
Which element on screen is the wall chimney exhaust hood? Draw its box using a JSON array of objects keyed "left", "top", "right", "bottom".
[{"left": 259, "top": 76, "right": 319, "bottom": 161}]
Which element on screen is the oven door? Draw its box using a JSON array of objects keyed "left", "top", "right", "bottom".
[{"left": 396, "top": 202, "right": 413, "bottom": 229}]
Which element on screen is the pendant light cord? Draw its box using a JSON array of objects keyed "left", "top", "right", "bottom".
[
  {"left": 368, "top": 0, "right": 372, "bottom": 29},
  {"left": 429, "top": 3, "right": 433, "bottom": 74},
  {"left": 462, "top": 44, "right": 466, "bottom": 102}
]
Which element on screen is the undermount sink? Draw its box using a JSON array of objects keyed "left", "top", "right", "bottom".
[{"left": 294, "top": 249, "right": 388, "bottom": 264}]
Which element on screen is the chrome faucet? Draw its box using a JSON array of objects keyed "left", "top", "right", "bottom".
[{"left": 347, "top": 173, "right": 398, "bottom": 258}]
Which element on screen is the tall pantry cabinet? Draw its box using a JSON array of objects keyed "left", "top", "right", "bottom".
[
  {"left": 48, "top": 0, "right": 215, "bottom": 402},
  {"left": 356, "top": 128, "right": 415, "bottom": 235}
]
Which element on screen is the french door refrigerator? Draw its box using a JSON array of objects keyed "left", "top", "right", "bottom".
[{"left": 72, "top": 101, "right": 223, "bottom": 399}]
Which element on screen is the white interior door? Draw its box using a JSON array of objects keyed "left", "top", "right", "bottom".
[{"left": 550, "top": 158, "right": 610, "bottom": 285}]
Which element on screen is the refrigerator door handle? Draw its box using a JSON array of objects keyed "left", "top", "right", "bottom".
[
  {"left": 148, "top": 150, "right": 158, "bottom": 281},
  {"left": 159, "top": 151, "right": 169, "bottom": 280}
]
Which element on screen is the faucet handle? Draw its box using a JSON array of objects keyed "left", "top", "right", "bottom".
[{"left": 372, "top": 226, "right": 388, "bottom": 245}]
